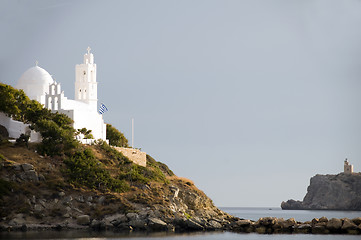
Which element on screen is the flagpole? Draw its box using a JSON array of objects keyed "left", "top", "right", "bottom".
[{"left": 132, "top": 118, "right": 134, "bottom": 148}]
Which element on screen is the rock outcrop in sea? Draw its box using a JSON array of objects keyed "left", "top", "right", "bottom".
[{"left": 281, "top": 173, "right": 361, "bottom": 210}]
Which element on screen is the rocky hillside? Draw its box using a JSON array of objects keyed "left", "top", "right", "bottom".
[
  {"left": 0, "top": 142, "right": 234, "bottom": 232},
  {"left": 281, "top": 173, "right": 361, "bottom": 210}
]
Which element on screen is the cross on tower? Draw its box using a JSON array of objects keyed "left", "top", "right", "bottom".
[{"left": 87, "top": 46, "right": 91, "bottom": 54}]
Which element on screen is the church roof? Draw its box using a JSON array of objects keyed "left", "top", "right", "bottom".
[{"left": 16, "top": 66, "right": 54, "bottom": 102}]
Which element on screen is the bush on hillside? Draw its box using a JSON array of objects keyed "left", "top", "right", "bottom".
[
  {"left": 96, "top": 140, "right": 131, "bottom": 164},
  {"left": 77, "top": 128, "right": 94, "bottom": 139},
  {"left": 118, "top": 162, "right": 168, "bottom": 185},
  {"left": 106, "top": 124, "right": 129, "bottom": 147},
  {"left": 63, "top": 148, "right": 130, "bottom": 192},
  {"left": 147, "top": 155, "right": 174, "bottom": 177}
]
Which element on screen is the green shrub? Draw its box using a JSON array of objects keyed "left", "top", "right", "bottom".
[
  {"left": 77, "top": 128, "right": 94, "bottom": 139},
  {"left": 147, "top": 155, "right": 174, "bottom": 176},
  {"left": 106, "top": 124, "right": 129, "bottom": 147},
  {"left": 119, "top": 163, "right": 168, "bottom": 185},
  {"left": 97, "top": 140, "right": 131, "bottom": 164},
  {"left": 34, "top": 119, "right": 78, "bottom": 156},
  {"left": 63, "top": 148, "right": 129, "bottom": 192}
]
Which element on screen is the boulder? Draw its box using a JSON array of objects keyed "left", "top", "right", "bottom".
[
  {"left": 13, "top": 164, "right": 22, "bottom": 171},
  {"left": 185, "top": 219, "right": 204, "bottom": 231},
  {"left": 147, "top": 217, "right": 168, "bottom": 231},
  {"left": 26, "top": 170, "right": 39, "bottom": 182},
  {"left": 108, "top": 214, "right": 128, "bottom": 227},
  {"left": 236, "top": 219, "right": 252, "bottom": 227},
  {"left": 21, "top": 163, "right": 34, "bottom": 171},
  {"left": 312, "top": 225, "right": 329, "bottom": 234},
  {"left": 129, "top": 219, "right": 147, "bottom": 229},
  {"left": 206, "top": 220, "right": 222, "bottom": 230},
  {"left": 342, "top": 218, "right": 357, "bottom": 231},
  {"left": 77, "top": 215, "right": 90, "bottom": 225},
  {"left": 279, "top": 218, "right": 297, "bottom": 230},
  {"left": 257, "top": 217, "right": 276, "bottom": 227},
  {"left": 311, "top": 218, "right": 319, "bottom": 225},
  {"left": 352, "top": 217, "right": 361, "bottom": 225},
  {"left": 296, "top": 224, "right": 311, "bottom": 233},
  {"left": 255, "top": 226, "right": 267, "bottom": 234},
  {"left": 90, "top": 220, "right": 106, "bottom": 231},
  {"left": 326, "top": 218, "right": 342, "bottom": 231},
  {"left": 319, "top": 216, "right": 328, "bottom": 223},
  {"left": 126, "top": 212, "right": 138, "bottom": 221}
]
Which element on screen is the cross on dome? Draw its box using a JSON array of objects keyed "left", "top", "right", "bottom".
[
  {"left": 87, "top": 46, "right": 91, "bottom": 54},
  {"left": 35, "top": 60, "right": 38, "bottom": 66}
]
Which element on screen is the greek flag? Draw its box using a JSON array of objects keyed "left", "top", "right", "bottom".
[{"left": 98, "top": 103, "right": 108, "bottom": 114}]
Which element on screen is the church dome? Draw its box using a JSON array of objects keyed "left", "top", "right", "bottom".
[{"left": 16, "top": 66, "right": 54, "bottom": 103}]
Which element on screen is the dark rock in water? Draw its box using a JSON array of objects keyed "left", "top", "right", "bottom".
[
  {"left": 342, "top": 218, "right": 358, "bottom": 231},
  {"left": 326, "top": 218, "right": 342, "bottom": 232},
  {"left": 185, "top": 219, "right": 204, "bottom": 231},
  {"left": 77, "top": 215, "right": 90, "bottom": 225},
  {"left": 90, "top": 220, "right": 106, "bottom": 231},
  {"left": 352, "top": 217, "right": 361, "bottom": 225},
  {"left": 281, "top": 199, "right": 303, "bottom": 210},
  {"left": 281, "top": 173, "right": 361, "bottom": 210},
  {"left": 206, "top": 220, "right": 222, "bottom": 230},
  {"left": 147, "top": 217, "right": 168, "bottom": 231}
]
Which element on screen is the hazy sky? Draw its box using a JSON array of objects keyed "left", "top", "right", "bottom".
[{"left": 1, "top": 0, "right": 361, "bottom": 207}]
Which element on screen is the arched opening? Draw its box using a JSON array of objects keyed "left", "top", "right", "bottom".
[
  {"left": 54, "top": 97, "right": 58, "bottom": 110},
  {"left": 48, "top": 97, "right": 52, "bottom": 110}
]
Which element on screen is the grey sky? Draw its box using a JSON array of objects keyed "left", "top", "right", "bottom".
[{"left": 1, "top": 0, "right": 361, "bottom": 207}]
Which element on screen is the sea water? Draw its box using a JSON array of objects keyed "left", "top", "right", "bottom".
[{"left": 1, "top": 207, "right": 360, "bottom": 239}]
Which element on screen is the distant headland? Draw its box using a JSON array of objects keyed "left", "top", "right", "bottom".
[{"left": 281, "top": 159, "right": 361, "bottom": 211}]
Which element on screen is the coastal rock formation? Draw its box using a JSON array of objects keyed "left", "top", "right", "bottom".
[
  {"left": 226, "top": 216, "right": 361, "bottom": 235},
  {"left": 281, "top": 173, "right": 361, "bottom": 210},
  {"left": 0, "top": 143, "right": 232, "bottom": 232}
]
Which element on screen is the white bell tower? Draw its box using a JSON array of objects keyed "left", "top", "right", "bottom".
[{"left": 75, "top": 47, "right": 98, "bottom": 111}]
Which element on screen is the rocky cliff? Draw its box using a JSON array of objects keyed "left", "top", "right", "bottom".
[
  {"left": 281, "top": 173, "right": 361, "bottom": 210},
  {"left": 0, "top": 143, "right": 234, "bottom": 232}
]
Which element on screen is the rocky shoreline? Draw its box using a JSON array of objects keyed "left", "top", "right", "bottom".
[
  {"left": 2, "top": 214, "right": 361, "bottom": 235},
  {"left": 1, "top": 146, "right": 360, "bottom": 236}
]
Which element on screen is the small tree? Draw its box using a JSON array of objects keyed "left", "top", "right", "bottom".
[
  {"left": 106, "top": 124, "right": 129, "bottom": 147},
  {"left": 77, "top": 128, "right": 94, "bottom": 139},
  {"left": 16, "top": 133, "right": 30, "bottom": 148}
]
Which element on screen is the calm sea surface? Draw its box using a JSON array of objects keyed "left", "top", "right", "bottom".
[{"left": 1, "top": 207, "right": 360, "bottom": 240}]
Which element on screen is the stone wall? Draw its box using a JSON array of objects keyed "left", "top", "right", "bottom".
[{"left": 113, "top": 147, "right": 146, "bottom": 167}]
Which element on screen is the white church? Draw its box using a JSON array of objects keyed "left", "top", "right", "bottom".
[{"left": 0, "top": 47, "right": 106, "bottom": 143}]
